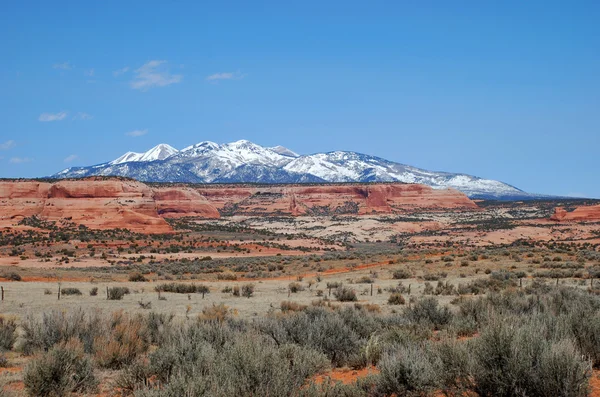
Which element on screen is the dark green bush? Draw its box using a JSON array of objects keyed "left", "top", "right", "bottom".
[
  {"left": 60, "top": 287, "right": 82, "bottom": 296},
  {"left": 0, "top": 316, "right": 17, "bottom": 351},
  {"left": 108, "top": 286, "right": 130, "bottom": 300}
]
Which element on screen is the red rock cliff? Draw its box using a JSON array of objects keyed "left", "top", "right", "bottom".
[
  {"left": 0, "top": 179, "right": 478, "bottom": 232},
  {"left": 551, "top": 205, "right": 600, "bottom": 222},
  {"left": 0, "top": 179, "right": 172, "bottom": 233}
]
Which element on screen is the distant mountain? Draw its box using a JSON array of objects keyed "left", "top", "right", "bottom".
[{"left": 52, "top": 140, "right": 544, "bottom": 200}]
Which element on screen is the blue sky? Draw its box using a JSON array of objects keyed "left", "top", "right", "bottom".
[{"left": 1, "top": 1, "right": 598, "bottom": 197}]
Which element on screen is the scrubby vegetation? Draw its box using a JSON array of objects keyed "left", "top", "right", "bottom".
[{"left": 3, "top": 284, "right": 598, "bottom": 396}]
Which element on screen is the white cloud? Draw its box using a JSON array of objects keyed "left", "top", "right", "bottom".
[
  {"left": 126, "top": 129, "right": 148, "bottom": 137},
  {"left": 53, "top": 62, "right": 72, "bottom": 70},
  {"left": 206, "top": 71, "right": 245, "bottom": 82},
  {"left": 130, "top": 60, "right": 182, "bottom": 90},
  {"left": 10, "top": 157, "right": 32, "bottom": 164},
  {"left": 73, "top": 112, "right": 93, "bottom": 120},
  {"left": 0, "top": 140, "right": 16, "bottom": 150},
  {"left": 63, "top": 154, "right": 78, "bottom": 163},
  {"left": 39, "top": 111, "right": 68, "bottom": 122},
  {"left": 113, "top": 66, "right": 130, "bottom": 77},
  {"left": 85, "top": 68, "right": 95, "bottom": 77}
]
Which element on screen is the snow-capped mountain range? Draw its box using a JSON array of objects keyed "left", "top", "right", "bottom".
[{"left": 52, "top": 140, "right": 540, "bottom": 200}]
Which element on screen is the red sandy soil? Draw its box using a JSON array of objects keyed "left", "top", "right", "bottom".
[
  {"left": 313, "top": 366, "right": 379, "bottom": 385},
  {"left": 591, "top": 370, "right": 600, "bottom": 397}
]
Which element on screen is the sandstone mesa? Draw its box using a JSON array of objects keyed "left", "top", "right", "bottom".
[{"left": 0, "top": 178, "right": 478, "bottom": 233}]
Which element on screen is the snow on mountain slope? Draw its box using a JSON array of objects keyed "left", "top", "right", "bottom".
[
  {"left": 269, "top": 145, "right": 299, "bottom": 158},
  {"left": 51, "top": 140, "right": 540, "bottom": 200},
  {"left": 110, "top": 144, "right": 179, "bottom": 165}
]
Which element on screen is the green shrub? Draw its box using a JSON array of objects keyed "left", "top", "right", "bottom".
[
  {"left": 60, "top": 287, "right": 82, "bottom": 296},
  {"left": 471, "top": 318, "right": 591, "bottom": 397},
  {"left": 2, "top": 272, "right": 21, "bottom": 281},
  {"left": 375, "top": 343, "right": 441, "bottom": 396},
  {"left": 0, "top": 316, "right": 17, "bottom": 351},
  {"left": 242, "top": 283, "right": 254, "bottom": 298},
  {"left": 405, "top": 297, "right": 452, "bottom": 329},
  {"left": 392, "top": 269, "right": 412, "bottom": 279},
  {"left": 108, "top": 286, "right": 130, "bottom": 300},
  {"left": 288, "top": 282, "right": 304, "bottom": 293},
  {"left": 23, "top": 339, "right": 97, "bottom": 397},
  {"left": 334, "top": 286, "right": 357, "bottom": 302},
  {"left": 128, "top": 272, "right": 147, "bottom": 282},
  {"left": 388, "top": 293, "right": 405, "bottom": 305}
]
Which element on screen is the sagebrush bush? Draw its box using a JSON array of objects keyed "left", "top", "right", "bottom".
[
  {"left": 242, "top": 283, "right": 254, "bottom": 298},
  {"left": 60, "top": 287, "right": 82, "bottom": 296},
  {"left": 129, "top": 272, "right": 147, "bottom": 282},
  {"left": 18, "top": 309, "right": 104, "bottom": 355},
  {"left": 376, "top": 342, "right": 441, "bottom": 396},
  {"left": 200, "top": 303, "right": 229, "bottom": 322},
  {"left": 405, "top": 297, "right": 452, "bottom": 329},
  {"left": 0, "top": 316, "right": 17, "bottom": 351},
  {"left": 334, "top": 286, "right": 357, "bottom": 302},
  {"left": 471, "top": 317, "right": 591, "bottom": 397},
  {"left": 281, "top": 301, "right": 307, "bottom": 312},
  {"left": 23, "top": 338, "right": 97, "bottom": 397},
  {"left": 392, "top": 269, "right": 412, "bottom": 279},
  {"left": 288, "top": 282, "right": 304, "bottom": 293},
  {"left": 108, "top": 286, "right": 130, "bottom": 300},
  {"left": 388, "top": 292, "right": 405, "bottom": 305},
  {"left": 93, "top": 312, "right": 149, "bottom": 369}
]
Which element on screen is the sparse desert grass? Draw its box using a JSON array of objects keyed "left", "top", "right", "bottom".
[{"left": 1, "top": 208, "right": 600, "bottom": 396}]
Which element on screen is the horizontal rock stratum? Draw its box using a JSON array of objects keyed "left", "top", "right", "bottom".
[
  {"left": 550, "top": 205, "right": 600, "bottom": 222},
  {"left": 0, "top": 178, "right": 478, "bottom": 233}
]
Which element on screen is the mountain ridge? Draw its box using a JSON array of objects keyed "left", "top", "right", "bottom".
[{"left": 52, "top": 140, "right": 545, "bottom": 200}]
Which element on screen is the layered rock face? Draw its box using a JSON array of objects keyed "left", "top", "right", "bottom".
[
  {"left": 0, "top": 179, "right": 478, "bottom": 232},
  {"left": 0, "top": 179, "right": 172, "bottom": 233},
  {"left": 550, "top": 205, "right": 600, "bottom": 222},
  {"left": 194, "top": 183, "right": 478, "bottom": 216}
]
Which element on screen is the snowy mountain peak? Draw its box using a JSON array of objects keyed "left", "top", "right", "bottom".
[
  {"left": 270, "top": 145, "right": 299, "bottom": 158},
  {"left": 110, "top": 143, "right": 178, "bottom": 165},
  {"left": 52, "top": 139, "right": 540, "bottom": 200}
]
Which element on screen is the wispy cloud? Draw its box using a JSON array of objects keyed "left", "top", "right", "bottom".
[
  {"left": 10, "top": 157, "right": 32, "bottom": 164},
  {"left": 0, "top": 140, "right": 16, "bottom": 150},
  {"left": 53, "top": 62, "right": 72, "bottom": 70},
  {"left": 85, "top": 68, "right": 95, "bottom": 77},
  {"left": 113, "top": 66, "right": 130, "bottom": 77},
  {"left": 130, "top": 60, "right": 182, "bottom": 90},
  {"left": 206, "top": 71, "right": 245, "bottom": 82},
  {"left": 73, "top": 112, "right": 93, "bottom": 120},
  {"left": 39, "top": 111, "right": 68, "bottom": 122},
  {"left": 126, "top": 129, "right": 148, "bottom": 137},
  {"left": 63, "top": 154, "right": 78, "bottom": 163}
]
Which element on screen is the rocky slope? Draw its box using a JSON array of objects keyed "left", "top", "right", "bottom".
[
  {"left": 0, "top": 179, "right": 478, "bottom": 232},
  {"left": 52, "top": 140, "right": 535, "bottom": 200}
]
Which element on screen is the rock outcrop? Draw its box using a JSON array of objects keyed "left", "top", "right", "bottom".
[
  {"left": 0, "top": 179, "right": 172, "bottom": 233},
  {"left": 0, "top": 178, "right": 478, "bottom": 232},
  {"left": 193, "top": 183, "right": 477, "bottom": 216},
  {"left": 550, "top": 205, "right": 600, "bottom": 222}
]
